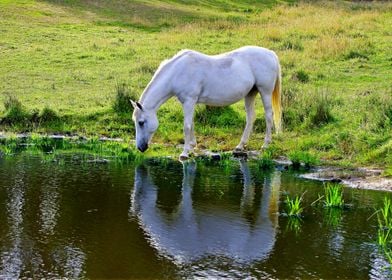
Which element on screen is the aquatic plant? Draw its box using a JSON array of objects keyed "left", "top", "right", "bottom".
[
  {"left": 324, "top": 183, "right": 344, "bottom": 208},
  {"left": 377, "top": 197, "right": 392, "bottom": 229},
  {"left": 256, "top": 151, "right": 275, "bottom": 170},
  {"left": 285, "top": 195, "right": 303, "bottom": 217},
  {"left": 378, "top": 228, "right": 391, "bottom": 247},
  {"left": 374, "top": 198, "right": 392, "bottom": 266},
  {"left": 0, "top": 136, "right": 20, "bottom": 155}
]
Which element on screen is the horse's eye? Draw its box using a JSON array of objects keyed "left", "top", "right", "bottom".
[{"left": 138, "top": 121, "right": 145, "bottom": 127}]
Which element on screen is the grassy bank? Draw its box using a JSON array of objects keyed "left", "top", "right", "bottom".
[{"left": 0, "top": 0, "right": 391, "bottom": 170}]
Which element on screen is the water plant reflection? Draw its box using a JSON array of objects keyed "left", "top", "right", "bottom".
[{"left": 324, "top": 207, "right": 343, "bottom": 228}]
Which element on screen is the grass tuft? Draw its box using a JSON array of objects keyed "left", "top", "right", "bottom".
[
  {"left": 285, "top": 194, "right": 304, "bottom": 217},
  {"left": 39, "top": 106, "right": 60, "bottom": 123},
  {"left": 323, "top": 183, "right": 344, "bottom": 208},
  {"left": 308, "top": 91, "right": 334, "bottom": 127},
  {"left": 113, "top": 82, "right": 138, "bottom": 114},
  {"left": 1, "top": 93, "right": 29, "bottom": 124},
  {"left": 256, "top": 151, "right": 275, "bottom": 170},
  {"left": 288, "top": 150, "right": 319, "bottom": 169},
  {"left": 292, "top": 70, "right": 309, "bottom": 83},
  {"left": 375, "top": 198, "right": 392, "bottom": 265}
]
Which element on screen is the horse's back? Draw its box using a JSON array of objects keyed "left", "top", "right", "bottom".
[{"left": 170, "top": 46, "right": 279, "bottom": 106}]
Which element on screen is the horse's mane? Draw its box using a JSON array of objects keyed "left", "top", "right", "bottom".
[
  {"left": 157, "top": 49, "right": 193, "bottom": 72},
  {"left": 140, "top": 49, "right": 193, "bottom": 102}
]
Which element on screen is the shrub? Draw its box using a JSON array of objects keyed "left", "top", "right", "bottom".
[
  {"left": 113, "top": 82, "right": 138, "bottom": 114},
  {"left": 39, "top": 106, "right": 59, "bottom": 123},
  {"left": 282, "top": 88, "right": 335, "bottom": 130},
  {"left": 1, "top": 93, "right": 29, "bottom": 124},
  {"left": 256, "top": 151, "right": 275, "bottom": 170},
  {"left": 292, "top": 70, "right": 309, "bottom": 83},
  {"left": 308, "top": 91, "right": 334, "bottom": 127},
  {"left": 288, "top": 150, "right": 319, "bottom": 169},
  {"left": 281, "top": 85, "right": 306, "bottom": 130}
]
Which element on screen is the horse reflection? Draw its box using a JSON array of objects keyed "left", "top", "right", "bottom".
[{"left": 130, "top": 161, "right": 281, "bottom": 264}]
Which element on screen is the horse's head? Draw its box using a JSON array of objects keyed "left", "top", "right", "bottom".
[{"left": 131, "top": 101, "right": 159, "bottom": 152}]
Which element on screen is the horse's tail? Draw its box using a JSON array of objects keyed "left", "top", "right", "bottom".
[{"left": 272, "top": 58, "right": 282, "bottom": 133}]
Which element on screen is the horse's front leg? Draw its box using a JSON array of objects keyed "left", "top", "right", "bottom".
[
  {"left": 190, "top": 123, "right": 197, "bottom": 149},
  {"left": 180, "top": 100, "right": 196, "bottom": 161}
]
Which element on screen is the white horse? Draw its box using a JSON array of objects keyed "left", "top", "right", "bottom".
[{"left": 131, "top": 46, "right": 282, "bottom": 160}]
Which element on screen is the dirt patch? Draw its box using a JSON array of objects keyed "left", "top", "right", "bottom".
[{"left": 301, "top": 167, "right": 392, "bottom": 192}]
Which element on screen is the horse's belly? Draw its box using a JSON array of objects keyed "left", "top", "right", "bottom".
[
  {"left": 198, "top": 78, "right": 254, "bottom": 106},
  {"left": 198, "top": 94, "right": 244, "bottom": 106}
]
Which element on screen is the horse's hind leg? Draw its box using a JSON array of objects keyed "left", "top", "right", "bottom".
[
  {"left": 258, "top": 85, "right": 274, "bottom": 148},
  {"left": 235, "top": 92, "right": 257, "bottom": 151}
]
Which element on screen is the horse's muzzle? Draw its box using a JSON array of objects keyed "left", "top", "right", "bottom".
[{"left": 137, "top": 143, "right": 148, "bottom": 152}]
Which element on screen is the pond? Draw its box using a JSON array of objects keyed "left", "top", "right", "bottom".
[{"left": 0, "top": 154, "right": 391, "bottom": 279}]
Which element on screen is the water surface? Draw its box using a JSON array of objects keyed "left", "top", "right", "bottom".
[{"left": 0, "top": 155, "right": 390, "bottom": 279}]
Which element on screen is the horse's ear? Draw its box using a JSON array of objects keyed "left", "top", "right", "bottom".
[
  {"left": 136, "top": 101, "right": 144, "bottom": 111},
  {"left": 130, "top": 100, "right": 144, "bottom": 111}
]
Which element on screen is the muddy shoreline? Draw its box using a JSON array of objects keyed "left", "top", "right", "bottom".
[
  {"left": 299, "top": 167, "right": 392, "bottom": 192},
  {"left": 1, "top": 133, "right": 391, "bottom": 192}
]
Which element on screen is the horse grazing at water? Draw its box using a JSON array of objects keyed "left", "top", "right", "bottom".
[{"left": 131, "top": 46, "right": 282, "bottom": 160}]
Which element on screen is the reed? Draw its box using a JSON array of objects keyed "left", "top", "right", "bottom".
[
  {"left": 375, "top": 198, "right": 392, "bottom": 265},
  {"left": 324, "top": 183, "right": 344, "bottom": 208},
  {"left": 285, "top": 195, "right": 303, "bottom": 217}
]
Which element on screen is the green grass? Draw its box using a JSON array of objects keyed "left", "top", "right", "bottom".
[
  {"left": 375, "top": 198, "right": 392, "bottom": 266},
  {"left": 285, "top": 194, "right": 303, "bottom": 217},
  {"left": 378, "top": 197, "right": 392, "bottom": 230},
  {"left": 288, "top": 150, "right": 319, "bottom": 169},
  {"left": 0, "top": 0, "right": 391, "bottom": 170},
  {"left": 323, "top": 183, "right": 345, "bottom": 208},
  {"left": 256, "top": 150, "right": 275, "bottom": 170}
]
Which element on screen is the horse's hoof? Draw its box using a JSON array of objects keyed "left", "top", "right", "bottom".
[
  {"left": 179, "top": 154, "right": 190, "bottom": 161},
  {"left": 233, "top": 149, "right": 247, "bottom": 158}
]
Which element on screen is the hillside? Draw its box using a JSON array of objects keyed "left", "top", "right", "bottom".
[{"left": 0, "top": 0, "right": 391, "bottom": 170}]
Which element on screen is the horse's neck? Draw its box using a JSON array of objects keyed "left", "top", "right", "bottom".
[{"left": 140, "top": 67, "right": 173, "bottom": 111}]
